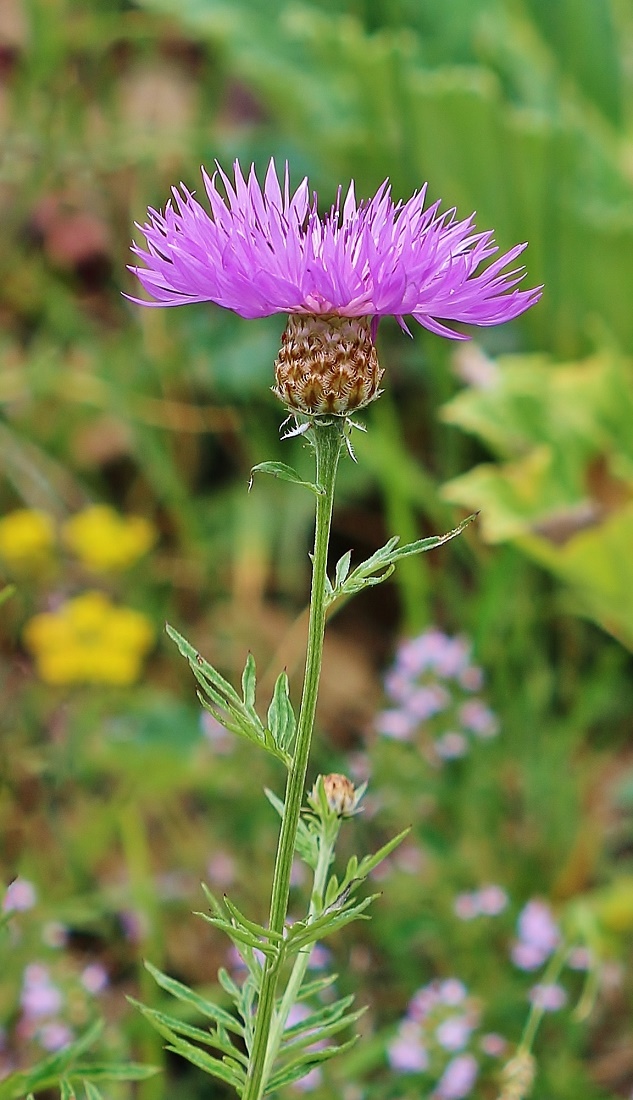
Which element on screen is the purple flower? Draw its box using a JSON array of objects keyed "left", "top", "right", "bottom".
[
  {"left": 435, "top": 1053, "right": 479, "bottom": 1099},
  {"left": 130, "top": 160, "right": 541, "bottom": 338},
  {"left": 3, "top": 878, "right": 36, "bottom": 912},
  {"left": 37, "top": 1022, "right": 73, "bottom": 1052},
  {"left": 388, "top": 1022, "right": 430, "bottom": 1072},
  {"left": 512, "top": 899, "right": 560, "bottom": 970},
  {"left": 529, "top": 982, "right": 567, "bottom": 1012},
  {"left": 80, "top": 963, "right": 109, "bottom": 994},
  {"left": 436, "top": 1015, "right": 473, "bottom": 1052}
]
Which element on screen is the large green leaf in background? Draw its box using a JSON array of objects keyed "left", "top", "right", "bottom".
[
  {"left": 441, "top": 349, "right": 633, "bottom": 650},
  {"left": 141, "top": 0, "right": 633, "bottom": 357}
]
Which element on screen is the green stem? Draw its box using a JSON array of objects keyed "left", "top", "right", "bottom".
[
  {"left": 261, "top": 821, "right": 338, "bottom": 1084},
  {"left": 243, "top": 419, "right": 344, "bottom": 1100}
]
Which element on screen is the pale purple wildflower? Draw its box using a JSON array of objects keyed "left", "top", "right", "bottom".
[
  {"left": 529, "top": 982, "right": 567, "bottom": 1012},
  {"left": 293, "top": 1067, "right": 322, "bottom": 1091},
  {"left": 80, "top": 963, "right": 109, "bottom": 995},
  {"left": 480, "top": 1033, "right": 507, "bottom": 1057},
  {"left": 377, "top": 629, "right": 499, "bottom": 762},
  {"left": 438, "top": 979, "right": 468, "bottom": 1007},
  {"left": 131, "top": 161, "right": 541, "bottom": 338},
  {"left": 435, "top": 731, "right": 468, "bottom": 759},
  {"left": 436, "top": 1015, "right": 474, "bottom": 1052},
  {"left": 38, "top": 1021, "right": 73, "bottom": 1052},
  {"left": 454, "top": 885, "right": 507, "bottom": 919},
  {"left": 512, "top": 899, "right": 560, "bottom": 971},
  {"left": 388, "top": 1022, "right": 430, "bottom": 1072},
  {"left": 3, "top": 877, "right": 36, "bottom": 912},
  {"left": 20, "top": 966, "right": 63, "bottom": 1018},
  {"left": 435, "top": 1053, "right": 479, "bottom": 1099}
]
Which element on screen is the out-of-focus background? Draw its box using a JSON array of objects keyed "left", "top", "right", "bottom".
[{"left": 2, "top": 1, "right": 633, "bottom": 1097}]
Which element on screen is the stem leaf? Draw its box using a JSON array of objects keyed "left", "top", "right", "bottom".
[
  {"left": 266, "top": 672, "right": 297, "bottom": 755},
  {"left": 249, "top": 461, "right": 324, "bottom": 496},
  {"left": 144, "top": 962, "right": 244, "bottom": 1036}
]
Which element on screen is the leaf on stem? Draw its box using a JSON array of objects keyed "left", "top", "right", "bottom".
[
  {"left": 249, "top": 461, "right": 324, "bottom": 496},
  {"left": 167, "top": 625, "right": 291, "bottom": 766},
  {"left": 324, "top": 514, "right": 477, "bottom": 607},
  {"left": 266, "top": 672, "right": 297, "bottom": 756}
]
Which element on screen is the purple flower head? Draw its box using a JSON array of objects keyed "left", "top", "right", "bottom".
[
  {"left": 435, "top": 1053, "right": 479, "bottom": 1099},
  {"left": 512, "top": 899, "right": 560, "bottom": 970},
  {"left": 3, "top": 877, "right": 37, "bottom": 912},
  {"left": 528, "top": 982, "right": 567, "bottom": 1012},
  {"left": 130, "top": 160, "right": 541, "bottom": 338},
  {"left": 388, "top": 1021, "right": 430, "bottom": 1073}
]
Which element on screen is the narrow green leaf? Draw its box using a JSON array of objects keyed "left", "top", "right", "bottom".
[
  {"left": 266, "top": 671, "right": 296, "bottom": 754},
  {"left": 356, "top": 827, "right": 411, "bottom": 881},
  {"left": 241, "top": 652, "right": 257, "bottom": 711},
  {"left": 222, "top": 895, "right": 285, "bottom": 944},
  {"left": 82, "top": 1083, "right": 103, "bottom": 1100},
  {"left": 295, "top": 973, "right": 339, "bottom": 1001},
  {"left": 266, "top": 1036, "right": 359, "bottom": 1093},
  {"left": 281, "top": 994, "right": 356, "bottom": 1040},
  {"left": 164, "top": 1037, "right": 244, "bottom": 1088},
  {"left": 72, "top": 1065, "right": 159, "bottom": 1083},
  {"left": 281, "top": 1008, "right": 366, "bottom": 1057},
  {"left": 196, "top": 912, "right": 279, "bottom": 957},
  {"left": 217, "top": 967, "right": 241, "bottom": 1004},
  {"left": 59, "top": 1081, "right": 76, "bottom": 1100},
  {"left": 249, "top": 461, "right": 324, "bottom": 496},
  {"left": 167, "top": 625, "right": 243, "bottom": 709},
  {"left": 130, "top": 1000, "right": 246, "bottom": 1065},
  {"left": 144, "top": 962, "right": 244, "bottom": 1036},
  {"left": 334, "top": 550, "right": 352, "bottom": 587}
]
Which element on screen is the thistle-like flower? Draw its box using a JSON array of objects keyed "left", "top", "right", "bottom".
[{"left": 130, "top": 160, "right": 541, "bottom": 416}]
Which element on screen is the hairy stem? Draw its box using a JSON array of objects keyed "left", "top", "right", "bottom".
[{"left": 243, "top": 419, "right": 344, "bottom": 1100}]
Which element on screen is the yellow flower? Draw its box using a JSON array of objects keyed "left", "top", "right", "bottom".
[
  {"left": 23, "top": 590, "right": 155, "bottom": 686},
  {"left": 0, "top": 509, "right": 56, "bottom": 571},
  {"left": 62, "top": 505, "right": 157, "bottom": 572}
]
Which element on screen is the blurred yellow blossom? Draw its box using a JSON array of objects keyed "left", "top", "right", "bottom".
[
  {"left": 23, "top": 590, "right": 155, "bottom": 685},
  {"left": 62, "top": 505, "right": 157, "bottom": 572},
  {"left": 0, "top": 509, "right": 56, "bottom": 571}
]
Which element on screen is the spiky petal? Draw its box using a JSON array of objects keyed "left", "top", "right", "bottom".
[{"left": 130, "top": 159, "right": 542, "bottom": 339}]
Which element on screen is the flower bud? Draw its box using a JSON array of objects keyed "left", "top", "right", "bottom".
[
  {"left": 498, "top": 1051, "right": 536, "bottom": 1100},
  {"left": 315, "top": 773, "right": 358, "bottom": 816},
  {"left": 273, "top": 314, "right": 383, "bottom": 416}
]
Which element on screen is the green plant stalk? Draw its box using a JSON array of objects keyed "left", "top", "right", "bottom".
[
  {"left": 261, "top": 816, "right": 340, "bottom": 1084},
  {"left": 243, "top": 419, "right": 344, "bottom": 1100}
]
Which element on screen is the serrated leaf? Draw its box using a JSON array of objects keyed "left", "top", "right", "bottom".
[
  {"left": 249, "top": 461, "right": 324, "bottom": 496},
  {"left": 145, "top": 962, "right": 244, "bottom": 1036},
  {"left": 266, "top": 671, "right": 296, "bottom": 754}
]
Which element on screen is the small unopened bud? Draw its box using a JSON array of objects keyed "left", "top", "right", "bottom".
[
  {"left": 310, "top": 773, "right": 362, "bottom": 817},
  {"left": 273, "top": 314, "right": 383, "bottom": 416},
  {"left": 498, "top": 1051, "right": 536, "bottom": 1100}
]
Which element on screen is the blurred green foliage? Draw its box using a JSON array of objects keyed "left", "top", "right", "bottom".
[{"left": 1, "top": 0, "right": 633, "bottom": 1098}]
